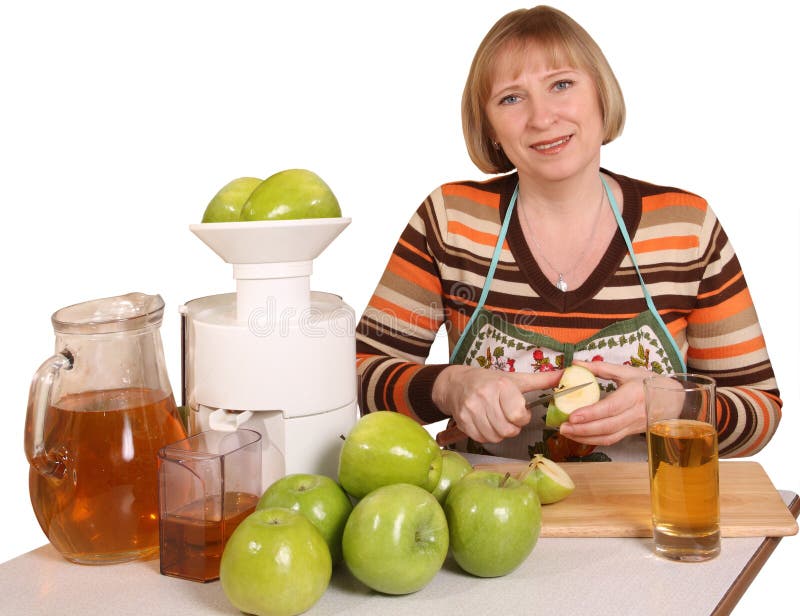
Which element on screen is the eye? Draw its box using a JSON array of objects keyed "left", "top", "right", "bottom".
[
  {"left": 552, "top": 80, "right": 574, "bottom": 92},
  {"left": 499, "top": 94, "right": 521, "bottom": 105}
]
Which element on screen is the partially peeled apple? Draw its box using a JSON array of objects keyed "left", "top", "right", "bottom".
[
  {"left": 545, "top": 365, "right": 601, "bottom": 428},
  {"left": 519, "top": 454, "right": 575, "bottom": 504}
]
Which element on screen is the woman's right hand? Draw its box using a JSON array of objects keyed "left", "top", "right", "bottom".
[{"left": 432, "top": 365, "right": 563, "bottom": 443}]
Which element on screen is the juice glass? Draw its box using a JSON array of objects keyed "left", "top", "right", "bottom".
[
  {"left": 644, "top": 373, "right": 719, "bottom": 562},
  {"left": 158, "top": 428, "right": 261, "bottom": 582}
]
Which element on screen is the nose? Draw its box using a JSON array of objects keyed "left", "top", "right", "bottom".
[{"left": 526, "top": 98, "right": 557, "bottom": 130}]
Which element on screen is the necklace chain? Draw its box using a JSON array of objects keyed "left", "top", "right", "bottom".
[{"left": 519, "top": 185, "right": 606, "bottom": 292}]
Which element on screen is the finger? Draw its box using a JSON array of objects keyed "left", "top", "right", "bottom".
[
  {"left": 560, "top": 389, "right": 647, "bottom": 444},
  {"left": 567, "top": 384, "right": 639, "bottom": 424},
  {"left": 560, "top": 400, "right": 641, "bottom": 440},
  {"left": 504, "top": 369, "right": 563, "bottom": 393},
  {"left": 482, "top": 386, "right": 525, "bottom": 440},
  {"left": 567, "top": 395, "right": 618, "bottom": 425},
  {"left": 496, "top": 380, "right": 532, "bottom": 428},
  {"left": 559, "top": 422, "right": 631, "bottom": 447},
  {"left": 473, "top": 409, "right": 516, "bottom": 443},
  {"left": 561, "top": 409, "right": 626, "bottom": 438},
  {"left": 454, "top": 413, "right": 495, "bottom": 444},
  {"left": 457, "top": 397, "right": 517, "bottom": 444},
  {"left": 490, "top": 418, "right": 523, "bottom": 442}
]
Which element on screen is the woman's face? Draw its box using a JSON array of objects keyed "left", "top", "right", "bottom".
[{"left": 484, "top": 41, "right": 605, "bottom": 185}]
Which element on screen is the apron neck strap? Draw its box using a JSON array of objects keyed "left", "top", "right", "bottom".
[
  {"left": 601, "top": 176, "right": 686, "bottom": 371},
  {"left": 449, "top": 183, "right": 519, "bottom": 363}
]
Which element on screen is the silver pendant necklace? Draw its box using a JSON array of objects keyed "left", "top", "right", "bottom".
[{"left": 519, "top": 186, "right": 606, "bottom": 292}]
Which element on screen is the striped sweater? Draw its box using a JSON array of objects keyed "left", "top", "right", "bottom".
[{"left": 355, "top": 170, "right": 781, "bottom": 458}]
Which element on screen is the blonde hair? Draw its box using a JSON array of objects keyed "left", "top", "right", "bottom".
[{"left": 462, "top": 5, "right": 626, "bottom": 174}]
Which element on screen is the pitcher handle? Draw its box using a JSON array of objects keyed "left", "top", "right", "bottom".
[{"left": 25, "top": 351, "right": 73, "bottom": 478}]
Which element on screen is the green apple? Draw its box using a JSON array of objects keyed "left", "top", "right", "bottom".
[
  {"left": 519, "top": 454, "right": 575, "bottom": 504},
  {"left": 338, "top": 411, "right": 443, "bottom": 499},
  {"left": 545, "top": 364, "right": 601, "bottom": 428},
  {"left": 256, "top": 473, "right": 353, "bottom": 565},
  {"left": 220, "top": 508, "right": 331, "bottom": 616},
  {"left": 431, "top": 450, "right": 473, "bottom": 505},
  {"left": 240, "top": 168, "right": 341, "bottom": 221},
  {"left": 445, "top": 470, "right": 541, "bottom": 578},
  {"left": 201, "top": 176, "right": 262, "bottom": 222},
  {"left": 342, "top": 483, "right": 448, "bottom": 595}
]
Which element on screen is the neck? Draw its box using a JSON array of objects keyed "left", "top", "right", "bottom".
[
  {"left": 515, "top": 167, "right": 610, "bottom": 290},
  {"left": 517, "top": 167, "right": 604, "bottom": 219}
]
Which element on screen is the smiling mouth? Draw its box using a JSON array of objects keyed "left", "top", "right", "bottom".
[{"left": 532, "top": 135, "right": 572, "bottom": 151}]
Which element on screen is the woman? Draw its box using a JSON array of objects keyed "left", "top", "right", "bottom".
[{"left": 355, "top": 6, "right": 780, "bottom": 461}]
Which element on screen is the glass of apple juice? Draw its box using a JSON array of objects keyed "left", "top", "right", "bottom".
[
  {"left": 644, "top": 373, "right": 719, "bottom": 562},
  {"left": 158, "top": 429, "right": 262, "bottom": 582}
]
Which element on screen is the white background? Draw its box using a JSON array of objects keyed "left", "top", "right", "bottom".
[{"left": 1, "top": 1, "right": 797, "bottom": 613}]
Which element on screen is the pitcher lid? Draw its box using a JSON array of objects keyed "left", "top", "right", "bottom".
[{"left": 52, "top": 292, "right": 165, "bottom": 334}]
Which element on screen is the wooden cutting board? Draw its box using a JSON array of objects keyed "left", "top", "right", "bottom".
[{"left": 473, "top": 460, "right": 798, "bottom": 538}]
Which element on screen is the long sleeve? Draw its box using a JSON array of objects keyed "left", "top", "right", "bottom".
[
  {"left": 355, "top": 191, "right": 451, "bottom": 424},
  {"left": 685, "top": 206, "right": 781, "bottom": 457}
]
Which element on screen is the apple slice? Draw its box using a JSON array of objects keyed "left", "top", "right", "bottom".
[
  {"left": 544, "top": 365, "right": 600, "bottom": 428},
  {"left": 519, "top": 454, "right": 575, "bottom": 504}
]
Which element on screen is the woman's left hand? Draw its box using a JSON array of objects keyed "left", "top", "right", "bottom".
[{"left": 557, "top": 360, "right": 653, "bottom": 446}]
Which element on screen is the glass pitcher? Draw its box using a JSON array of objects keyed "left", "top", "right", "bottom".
[{"left": 25, "top": 292, "right": 187, "bottom": 565}]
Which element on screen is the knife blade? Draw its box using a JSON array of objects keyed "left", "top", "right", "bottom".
[
  {"left": 435, "top": 381, "right": 594, "bottom": 447},
  {"left": 522, "top": 381, "right": 593, "bottom": 409}
]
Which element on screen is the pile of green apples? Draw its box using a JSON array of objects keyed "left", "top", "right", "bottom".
[
  {"left": 219, "top": 411, "right": 575, "bottom": 616},
  {"left": 201, "top": 169, "right": 342, "bottom": 222}
]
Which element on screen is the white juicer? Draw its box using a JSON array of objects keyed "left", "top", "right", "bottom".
[{"left": 180, "top": 218, "right": 358, "bottom": 493}]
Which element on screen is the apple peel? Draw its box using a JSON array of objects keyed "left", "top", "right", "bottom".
[{"left": 519, "top": 454, "right": 575, "bottom": 505}]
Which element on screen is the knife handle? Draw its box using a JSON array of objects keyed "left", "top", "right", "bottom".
[{"left": 436, "top": 424, "right": 468, "bottom": 447}]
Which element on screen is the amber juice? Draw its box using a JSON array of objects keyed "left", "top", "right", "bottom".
[
  {"left": 28, "top": 388, "right": 187, "bottom": 564},
  {"left": 647, "top": 418, "right": 720, "bottom": 561},
  {"left": 159, "top": 491, "right": 258, "bottom": 582}
]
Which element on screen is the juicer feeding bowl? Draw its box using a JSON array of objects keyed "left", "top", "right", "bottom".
[{"left": 189, "top": 217, "right": 351, "bottom": 264}]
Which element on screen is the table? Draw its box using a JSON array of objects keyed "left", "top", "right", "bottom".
[{"left": 1, "top": 490, "right": 796, "bottom": 616}]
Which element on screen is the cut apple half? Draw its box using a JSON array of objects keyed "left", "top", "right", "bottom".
[
  {"left": 519, "top": 454, "right": 575, "bottom": 504},
  {"left": 545, "top": 365, "right": 601, "bottom": 428}
]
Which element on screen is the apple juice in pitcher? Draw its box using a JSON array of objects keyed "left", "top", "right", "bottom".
[
  {"left": 26, "top": 293, "right": 186, "bottom": 564},
  {"left": 29, "top": 387, "right": 186, "bottom": 563}
]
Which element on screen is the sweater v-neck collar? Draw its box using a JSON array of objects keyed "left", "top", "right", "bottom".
[{"left": 498, "top": 169, "right": 642, "bottom": 313}]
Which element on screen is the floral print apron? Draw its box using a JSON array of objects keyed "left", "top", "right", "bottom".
[{"left": 447, "top": 178, "right": 686, "bottom": 462}]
